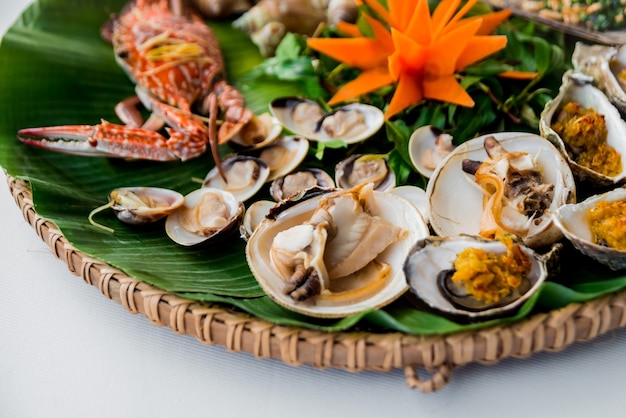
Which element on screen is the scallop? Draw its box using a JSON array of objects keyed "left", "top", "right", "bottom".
[
  {"left": 255, "top": 135, "right": 309, "bottom": 181},
  {"left": 165, "top": 188, "right": 244, "bottom": 246},
  {"left": 553, "top": 187, "right": 626, "bottom": 270},
  {"left": 539, "top": 70, "right": 626, "bottom": 186},
  {"left": 269, "top": 168, "right": 335, "bottom": 201},
  {"left": 404, "top": 235, "right": 552, "bottom": 319},
  {"left": 335, "top": 154, "right": 395, "bottom": 191},
  {"left": 88, "top": 187, "right": 184, "bottom": 231},
  {"left": 408, "top": 125, "right": 456, "bottom": 178},
  {"left": 572, "top": 42, "right": 626, "bottom": 115},
  {"left": 202, "top": 155, "right": 270, "bottom": 202},
  {"left": 269, "top": 97, "right": 384, "bottom": 144},
  {"left": 246, "top": 183, "right": 429, "bottom": 318},
  {"left": 427, "top": 132, "right": 576, "bottom": 249}
]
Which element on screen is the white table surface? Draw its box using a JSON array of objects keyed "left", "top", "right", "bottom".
[{"left": 3, "top": 2, "right": 626, "bottom": 417}]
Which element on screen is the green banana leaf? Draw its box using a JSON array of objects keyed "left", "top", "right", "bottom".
[{"left": 2, "top": 0, "right": 626, "bottom": 336}]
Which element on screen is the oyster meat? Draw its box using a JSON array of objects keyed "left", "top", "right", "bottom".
[
  {"left": 427, "top": 132, "right": 576, "bottom": 249},
  {"left": 553, "top": 187, "right": 626, "bottom": 270},
  {"left": 246, "top": 183, "right": 429, "bottom": 318},
  {"left": 269, "top": 97, "right": 384, "bottom": 144},
  {"left": 165, "top": 188, "right": 244, "bottom": 246},
  {"left": 404, "top": 235, "right": 552, "bottom": 319},
  {"left": 540, "top": 71, "right": 626, "bottom": 186}
]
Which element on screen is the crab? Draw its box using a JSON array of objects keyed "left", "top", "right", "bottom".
[{"left": 17, "top": 0, "right": 262, "bottom": 179}]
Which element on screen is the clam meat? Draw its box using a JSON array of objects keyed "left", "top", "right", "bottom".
[
  {"left": 540, "top": 71, "right": 626, "bottom": 186},
  {"left": 165, "top": 188, "right": 244, "bottom": 246},
  {"left": 335, "top": 154, "right": 395, "bottom": 191},
  {"left": 269, "top": 97, "right": 384, "bottom": 144},
  {"left": 246, "top": 183, "right": 429, "bottom": 318},
  {"left": 553, "top": 187, "right": 626, "bottom": 270},
  {"left": 202, "top": 155, "right": 270, "bottom": 202},
  {"left": 427, "top": 132, "right": 576, "bottom": 249},
  {"left": 269, "top": 168, "right": 335, "bottom": 202},
  {"left": 404, "top": 235, "right": 551, "bottom": 319}
]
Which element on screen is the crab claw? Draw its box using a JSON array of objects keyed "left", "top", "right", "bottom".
[{"left": 17, "top": 121, "right": 179, "bottom": 161}]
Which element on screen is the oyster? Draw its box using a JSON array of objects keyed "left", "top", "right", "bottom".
[
  {"left": 255, "top": 135, "right": 309, "bottom": 181},
  {"left": 427, "top": 132, "right": 576, "bottom": 249},
  {"left": 572, "top": 42, "right": 626, "bottom": 114},
  {"left": 553, "top": 187, "right": 626, "bottom": 270},
  {"left": 246, "top": 183, "right": 429, "bottom": 318},
  {"left": 404, "top": 235, "right": 551, "bottom": 319},
  {"left": 165, "top": 188, "right": 244, "bottom": 246},
  {"left": 269, "top": 168, "right": 335, "bottom": 202},
  {"left": 335, "top": 154, "right": 395, "bottom": 191},
  {"left": 540, "top": 71, "right": 626, "bottom": 186},
  {"left": 408, "top": 125, "right": 456, "bottom": 178},
  {"left": 202, "top": 155, "right": 270, "bottom": 202},
  {"left": 269, "top": 97, "right": 384, "bottom": 144}
]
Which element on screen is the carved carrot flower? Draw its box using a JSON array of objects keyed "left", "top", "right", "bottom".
[{"left": 307, "top": 0, "right": 512, "bottom": 119}]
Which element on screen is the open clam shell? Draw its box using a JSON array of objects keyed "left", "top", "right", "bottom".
[
  {"left": 553, "top": 187, "right": 626, "bottom": 270},
  {"left": 246, "top": 184, "right": 429, "bottom": 318},
  {"left": 106, "top": 186, "right": 184, "bottom": 225},
  {"left": 202, "top": 155, "right": 270, "bottom": 202},
  {"left": 165, "top": 188, "right": 244, "bottom": 246},
  {"left": 408, "top": 125, "right": 456, "bottom": 178},
  {"left": 404, "top": 235, "right": 550, "bottom": 319},
  {"left": 269, "top": 97, "right": 384, "bottom": 144},
  {"left": 572, "top": 42, "right": 626, "bottom": 115},
  {"left": 335, "top": 154, "right": 395, "bottom": 191},
  {"left": 539, "top": 70, "right": 626, "bottom": 186},
  {"left": 227, "top": 112, "right": 283, "bottom": 151},
  {"left": 254, "top": 135, "right": 309, "bottom": 182},
  {"left": 427, "top": 132, "right": 576, "bottom": 249},
  {"left": 269, "top": 168, "right": 335, "bottom": 202}
]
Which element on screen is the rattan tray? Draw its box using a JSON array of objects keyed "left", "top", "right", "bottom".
[{"left": 8, "top": 173, "right": 626, "bottom": 392}]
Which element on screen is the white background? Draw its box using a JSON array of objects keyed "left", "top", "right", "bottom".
[{"left": 2, "top": 2, "right": 626, "bottom": 417}]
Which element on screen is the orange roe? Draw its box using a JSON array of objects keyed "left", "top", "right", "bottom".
[{"left": 588, "top": 199, "right": 626, "bottom": 250}]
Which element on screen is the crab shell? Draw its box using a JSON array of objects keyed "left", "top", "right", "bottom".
[
  {"left": 553, "top": 187, "right": 626, "bottom": 270},
  {"left": 245, "top": 184, "right": 429, "bottom": 318},
  {"left": 109, "top": 186, "right": 184, "bottom": 225},
  {"left": 404, "top": 235, "right": 551, "bottom": 319},
  {"left": 539, "top": 71, "right": 626, "bottom": 186},
  {"left": 427, "top": 132, "right": 576, "bottom": 249},
  {"left": 269, "top": 97, "right": 384, "bottom": 144},
  {"left": 165, "top": 187, "right": 244, "bottom": 246}
]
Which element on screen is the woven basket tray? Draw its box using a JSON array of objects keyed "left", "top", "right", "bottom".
[{"left": 8, "top": 174, "right": 626, "bottom": 392}]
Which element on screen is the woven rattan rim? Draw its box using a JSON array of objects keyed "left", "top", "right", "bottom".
[{"left": 8, "top": 174, "right": 626, "bottom": 392}]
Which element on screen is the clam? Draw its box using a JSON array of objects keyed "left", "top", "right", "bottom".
[
  {"left": 335, "top": 154, "right": 395, "bottom": 191},
  {"left": 427, "top": 132, "right": 576, "bottom": 249},
  {"left": 246, "top": 183, "right": 429, "bottom": 318},
  {"left": 255, "top": 135, "right": 309, "bottom": 181},
  {"left": 572, "top": 42, "right": 626, "bottom": 114},
  {"left": 88, "top": 187, "right": 184, "bottom": 232},
  {"left": 165, "top": 188, "right": 244, "bottom": 246},
  {"left": 553, "top": 187, "right": 626, "bottom": 270},
  {"left": 202, "top": 155, "right": 270, "bottom": 202},
  {"left": 240, "top": 199, "right": 276, "bottom": 241},
  {"left": 269, "top": 97, "right": 384, "bottom": 144},
  {"left": 408, "top": 125, "right": 456, "bottom": 178},
  {"left": 404, "top": 235, "right": 552, "bottom": 319},
  {"left": 269, "top": 168, "right": 335, "bottom": 202},
  {"left": 388, "top": 185, "right": 430, "bottom": 224},
  {"left": 227, "top": 112, "right": 283, "bottom": 151},
  {"left": 539, "top": 70, "right": 626, "bottom": 186}
]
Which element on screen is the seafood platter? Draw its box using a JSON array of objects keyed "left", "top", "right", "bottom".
[{"left": 5, "top": 0, "right": 626, "bottom": 391}]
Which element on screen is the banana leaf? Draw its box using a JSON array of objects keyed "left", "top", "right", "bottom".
[{"left": 2, "top": 0, "right": 626, "bottom": 336}]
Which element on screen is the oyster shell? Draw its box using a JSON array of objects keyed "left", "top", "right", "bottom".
[
  {"left": 269, "top": 168, "right": 335, "bottom": 202},
  {"left": 553, "top": 187, "right": 626, "bottom": 270},
  {"left": 572, "top": 42, "right": 626, "bottom": 114},
  {"left": 408, "top": 125, "right": 456, "bottom": 178},
  {"left": 427, "top": 132, "right": 576, "bottom": 249},
  {"left": 335, "top": 154, "right": 395, "bottom": 191},
  {"left": 202, "top": 155, "right": 270, "bottom": 202},
  {"left": 539, "top": 71, "right": 626, "bottom": 186},
  {"left": 404, "top": 235, "right": 551, "bottom": 319},
  {"left": 269, "top": 97, "right": 384, "bottom": 144},
  {"left": 255, "top": 135, "right": 309, "bottom": 181},
  {"left": 165, "top": 188, "right": 244, "bottom": 246},
  {"left": 246, "top": 183, "right": 429, "bottom": 318},
  {"left": 89, "top": 187, "right": 185, "bottom": 231}
]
